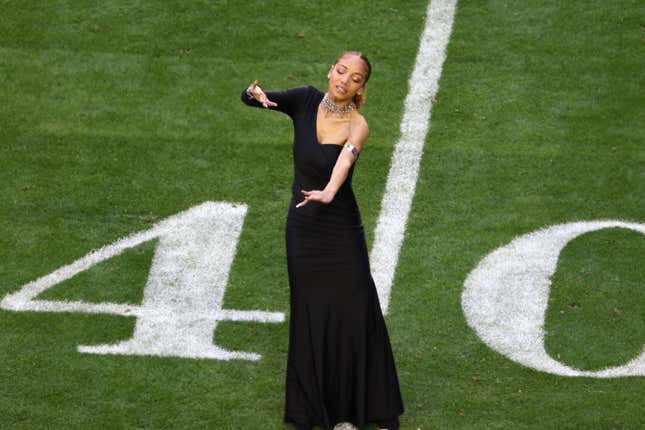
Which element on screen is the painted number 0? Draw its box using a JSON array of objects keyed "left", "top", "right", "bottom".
[{"left": 462, "top": 221, "right": 645, "bottom": 378}]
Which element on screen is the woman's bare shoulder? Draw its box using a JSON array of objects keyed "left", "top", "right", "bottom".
[
  {"left": 349, "top": 112, "right": 369, "bottom": 148},
  {"left": 351, "top": 112, "right": 369, "bottom": 131}
]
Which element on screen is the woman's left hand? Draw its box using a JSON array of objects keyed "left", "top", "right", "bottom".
[{"left": 296, "top": 189, "right": 335, "bottom": 208}]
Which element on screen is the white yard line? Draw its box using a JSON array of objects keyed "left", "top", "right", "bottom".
[{"left": 370, "top": 0, "right": 458, "bottom": 315}]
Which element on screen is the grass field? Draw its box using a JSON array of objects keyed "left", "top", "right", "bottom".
[{"left": 1, "top": 0, "right": 643, "bottom": 429}]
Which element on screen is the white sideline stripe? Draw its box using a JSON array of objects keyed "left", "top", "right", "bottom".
[{"left": 371, "top": 0, "right": 457, "bottom": 315}]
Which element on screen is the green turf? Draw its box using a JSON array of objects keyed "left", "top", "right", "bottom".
[
  {"left": 545, "top": 228, "right": 645, "bottom": 371},
  {"left": 38, "top": 240, "right": 156, "bottom": 304},
  {"left": 1, "top": 0, "right": 643, "bottom": 429}
]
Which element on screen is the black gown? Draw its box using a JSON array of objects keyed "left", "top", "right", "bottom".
[{"left": 241, "top": 85, "right": 404, "bottom": 430}]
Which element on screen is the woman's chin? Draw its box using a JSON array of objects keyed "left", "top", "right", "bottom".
[{"left": 328, "top": 90, "right": 352, "bottom": 104}]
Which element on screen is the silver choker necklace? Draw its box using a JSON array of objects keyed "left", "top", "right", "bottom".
[{"left": 322, "top": 93, "right": 356, "bottom": 115}]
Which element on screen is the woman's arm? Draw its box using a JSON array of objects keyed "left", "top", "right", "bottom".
[
  {"left": 296, "top": 116, "right": 369, "bottom": 208},
  {"left": 242, "top": 80, "right": 278, "bottom": 108},
  {"left": 241, "top": 81, "right": 309, "bottom": 117}
]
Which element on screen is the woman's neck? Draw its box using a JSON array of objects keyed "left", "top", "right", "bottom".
[
  {"left": 326, "top": 92, "right": 352, "bottom": 107},
  {"left": 322, "top": 93, "right": 356, "bottom": 116}
]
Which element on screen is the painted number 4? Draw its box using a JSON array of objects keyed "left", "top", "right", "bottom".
[{"left": 1, "top": 202, "right": 284, "bottom": 361}]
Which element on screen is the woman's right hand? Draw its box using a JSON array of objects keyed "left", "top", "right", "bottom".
[{"left": 248, "top": 80, "right": 278, "bottom": 108}]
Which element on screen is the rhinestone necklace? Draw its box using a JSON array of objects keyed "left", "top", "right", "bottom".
[{"left": 322, "top": 93, "right": 356, "bottom": 115}]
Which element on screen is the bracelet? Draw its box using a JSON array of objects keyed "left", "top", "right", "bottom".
[{"left": 344, "top": 142, "right": 359, "bottom": 157}]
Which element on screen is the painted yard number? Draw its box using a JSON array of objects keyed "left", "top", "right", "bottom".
[
  {"left": 462, "top": 221, "right": 645, "bottom": 378},
  {"left": 2, "top": 203, "right": 283, "bottom": 361},
  {"left": 2, "top": 0, "right": 643, "bottom": 378},
  {"left": 1, "top": 203, "right": 644, "bottom": 377}
]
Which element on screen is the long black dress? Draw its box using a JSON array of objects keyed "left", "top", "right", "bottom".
[{"left": 241, "top": 85, "right": 404, "bottom": 430}]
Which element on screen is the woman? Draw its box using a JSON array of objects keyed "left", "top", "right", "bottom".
[{"left": 241, "top": 51, "right": 404, "bottom": 430}]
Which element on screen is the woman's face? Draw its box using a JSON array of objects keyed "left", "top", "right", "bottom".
[{"left": 327, "top": 54, "right": 368, "bottom": 103}]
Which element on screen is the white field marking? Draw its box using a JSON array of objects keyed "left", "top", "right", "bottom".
[
  {"left": 462, "top": 220, "right": 645, "bottom": 378},
  {"left": 370, "top": 0, "right": 457, "bottom": 315},
  {"left": 1, "top": 202, "right": 284, "bottom": 361}
]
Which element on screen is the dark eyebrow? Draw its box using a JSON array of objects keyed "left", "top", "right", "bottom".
[{"left": 338, "top": 63, "right": 365, "bottom": 79}]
